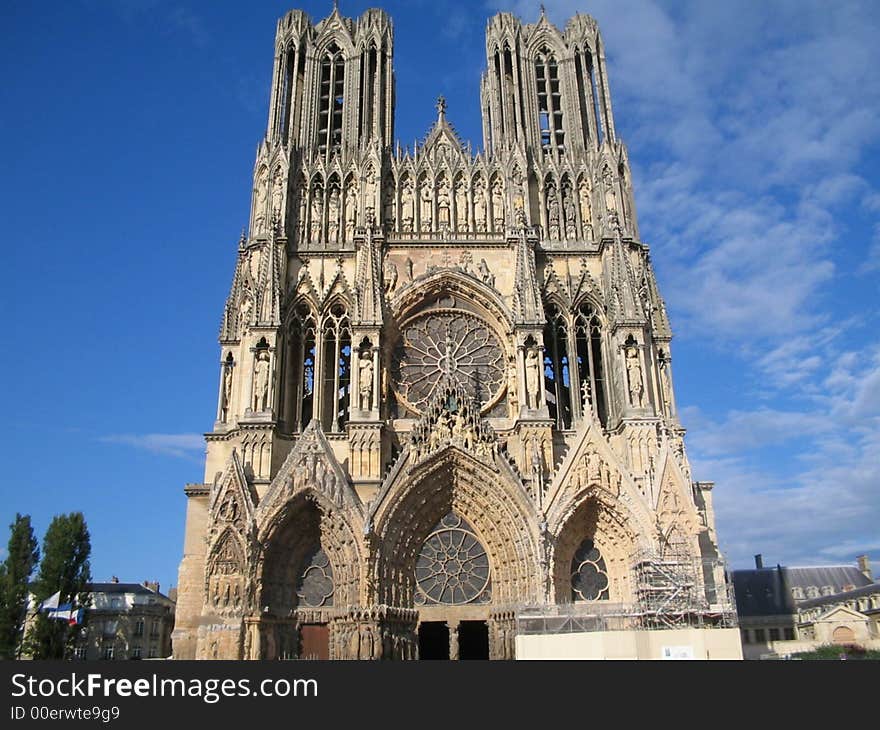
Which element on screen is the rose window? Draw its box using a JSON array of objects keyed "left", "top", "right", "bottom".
[
  {"left": 296, "top": 547, "right": 335, "bottom": 607},
  {"left": 392, "top": 309, "right": 505, "bottom": 415},
  {"left": 570, "top": 538, "right": 609, "bottom": 601},
  {"left": 415, "top": 513, "right": 491, "bottom": 605}
]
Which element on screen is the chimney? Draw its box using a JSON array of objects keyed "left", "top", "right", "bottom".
[
  {"left": 754, "top": 554, "right": 763, "bottom": 569},
  {"left": 110, "top": 576, "right": 119, "bottom": 584},
  {"left": 857, "top": 555, "right": 872, "bottom": 581},
  {"left": 143, "top": 581, "right": 160, "bottom": 593}
]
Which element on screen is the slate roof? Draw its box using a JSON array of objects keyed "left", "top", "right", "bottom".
[
  {"left": 784, "top": 566, "right": 872, "bottom": 594},
  {"left": 87, "top": 583, "right": 171, "bottom": 600}
]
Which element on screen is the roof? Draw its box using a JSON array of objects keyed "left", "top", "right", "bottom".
[
  {"left": 797, "top": 581, "right": 880, "bottom": 611},
  {"left": 87, "top": 583, "right": 171, "bottom": 600},
  {"left": 784, "top": 566, "right": 872, "bottom": 594},
  {"left": 731, "top": 568, "right": 796, "bottom": 617}
]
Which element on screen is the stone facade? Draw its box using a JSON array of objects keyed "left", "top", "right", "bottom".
[{"left": 173, "top": 6, "right": 731, "bottom": 660}]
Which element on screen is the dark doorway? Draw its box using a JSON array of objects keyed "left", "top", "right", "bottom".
[
  {"left": 458, "top": 621, "right": 490, "bottom": 660},
  {"left": 299, "top": 623, "right": 329, "bottom": 660},
  {"left": 418, "top": 621, "right": 450, "bottom": 660}
]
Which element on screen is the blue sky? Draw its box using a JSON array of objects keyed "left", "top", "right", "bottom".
[{"left": 1, "top": 0, "right": 878, "bottom": 594}]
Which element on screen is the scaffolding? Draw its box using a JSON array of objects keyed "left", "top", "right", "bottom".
[{"left": 515, "top": 550, "right": 737, "bottom": 636}]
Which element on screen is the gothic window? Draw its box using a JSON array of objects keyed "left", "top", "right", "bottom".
[
  {"left": 318, "top": 43, "right": 345, "bottom": 156},
  {"left": 391, "top": 306, "right": 505, "bottom": 416},
  {"left": 321, "top": 302, "right": 351, "bottom": 432},
  {"left": 296, "top": 546, "right": 335, "bottom": 608},
  {"left": 288, "top": 303, "right": 316, "bottom": 431},
  {"left": 573, "top": 301, "right": 607, "bottom": 426},
  {"left": 570, "top": 538, "right": 609, "bottom": 601},
  {"left": 358, "top": 43, "right": 378, "bottom": 139},
  {"left": 543, "top": 303, "right": 573, "bottom": 429},
  {"left": 535, "top": 48, "right": 564, "bottom": 154},
  {"left": 414, "top": 513, "right": 491, "bottom": 606}
]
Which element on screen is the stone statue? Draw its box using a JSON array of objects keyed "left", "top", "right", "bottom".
[
  {"left": 477, "top": 258, "right": 494, "bottom": 287},
  {"left": 345, "top": 185, "right": 357, "bottom": 241},
  {"left": 563, "top": 183, "right": 577, "bottom": 239},
  {"left": 358, "top": 351, "right": 374, "bottom": 411},
  {"left": 222, "top": 364, "right": 233, "bottom": 420},
  {"left": 420, "top": 182, "right": 433, "bottom": 231},
  {"left": 272, "top": 169, "right": 284, "bottom": 221},
  {"left": 382, "top": 177, "right": 395, "bottom": 229},
  {"left": 581, "top": 377, "right": 592, "bottom": 415},
  {"left": 401, "top": 179, "right": 414, "bottom": 231},
  {"left": 507, "top": 361, "right": 518, "bottom": 415},
  {"left": 328, "top": 187, "right": 341, "bottom": 242},
  {"left": 405, "top": 257, "right": 414, "bottom": 281},
  {"left": 603, "top": 165, "right": 617, "bottom": 214},
  {"left": 363, "top": 166, "right": 377, "bottom": 216},
  {"left": 473, "top": 181, "right": 486, "bottom": 232},
  {"left": 625, "top": 343, "right": 644, "bottom": 407},
  {"left": 253, "top": 349, "right": 270, "bottom": 411},
  {"left": 579, "top": 179, "right": 593, "bottom": 239},
  {"left": 310, "top": 187, "right": 323, "bottom": 241},
  {"left": 254, "top": 169, "right": 269, "bottom": 234},
  {"left": 437, "top": 180, "right": 451, "bottom": 227},
  {"left": 455, "top": 178, "right": 468, "bottom": 231},
  {"left": 383, "top": 259, "right": 398, "bottom": 293},
  {"left": 525, "top": 347, "right": 541, "bottom": 409},
  {"left": 491, "top": 178, "right": 504, "bottom": 231},
  {"left": 546, "top": 185, "right": 560, "bottom": 240}
]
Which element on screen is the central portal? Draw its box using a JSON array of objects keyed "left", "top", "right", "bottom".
[{"left": 417, "top": 620, "right": 490, "bottom": 660}]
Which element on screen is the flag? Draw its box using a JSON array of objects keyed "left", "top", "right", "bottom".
[
  {"left": 39, "top": 591, "right": 61, "bottom": 612},
  {"left": 47, "top": 605, "right": 83, "bottom": 625}
]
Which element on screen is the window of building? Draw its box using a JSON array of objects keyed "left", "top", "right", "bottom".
[
  {"left": 149, "top": 646, "right": 158, "bottom": 659},
  {"left": 321, "top": 303, "right": 352, "bottom": 432},
  {"left": 784, "top": 628, "right": 796, "bottom": 641},
  {"left": 102, "top": 645, "right": 114, "bottom": 661},
  {"left": 769, "top": 628, "right": 780, "bottom": 642},
  {"left": 570, "top": 538, "right": 609, "bottom": 601},
  {"left": 535, "top": 49, "right": 564, "bottom": 154},
  {"left": 150, "top": 620, "right": 160, "bottom": 638},
  {"left": 73, "top": 647, "right": 87, "bottom": 660},
  {"left": 754, "top": 628, "right": 766, "bottom": 643},
  {"left": 288, "top": 303, "right": 317, "bottom": 431},
  {"left": 134, "top": 619, "right": 144, "bottom": 637},
  {"left": 131, "top": 646, "right": 142, "bottom": 659},
  {"left": 740, "top": 629, "right": 750, "bottom": 644},
  {"left": 317, "top": 43, "right": 345, "bottom": 156}
]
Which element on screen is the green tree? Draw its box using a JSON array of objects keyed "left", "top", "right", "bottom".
[
  {"left": 0, "top": 514, "right": 39, "bottom": 659},
  {"left": 25, "top": 513, "right": 91, "bottom": 659}
]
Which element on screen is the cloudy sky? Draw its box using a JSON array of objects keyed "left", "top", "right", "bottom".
[{"left": 1, "top": 0, "right": 878, "bottom": 590}]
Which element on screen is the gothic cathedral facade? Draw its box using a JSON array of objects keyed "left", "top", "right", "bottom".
[{"left": 174, "top": 6, "right": 731, "bottom": 660}]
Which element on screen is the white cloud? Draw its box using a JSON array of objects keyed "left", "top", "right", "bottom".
[{"left": 99, "top": 433, "right": 205, "bottom": 459}]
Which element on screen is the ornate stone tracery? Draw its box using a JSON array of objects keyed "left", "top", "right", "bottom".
[{"left": 176, "top": 5, "right": 730, "bottom": 662}]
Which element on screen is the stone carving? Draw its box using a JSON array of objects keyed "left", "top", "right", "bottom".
[
  {"left": 491, "top": 178, "right": 504, "bottom": 231},
  {"left": 525, "top": 346, "right": 541, "bottom": 409},
  {"left": 358, "top": 350, "right": 374, "bottom": 411},
  {"left": 455, "top": 178, "right": 468, "bottom": 231},
  {"left": 473, "top": 179, "right": 487, "bottom": 232},
  {"left": 254, "top": 168, "right": 269, "bottom": 234},
  {"left": 477, "top": 258, "right": 495, "bottom": 287},
  {"left": 437, "top": 178, "right": 451, "bottom": 227},
  {"left": 253, "top": 349, "right": 270, "bottom": 411},
  {"left": 221, "top": 362, "right": 233, "bottom": 421},
  {"left": 579, "top": 178, "right": 593, "bottom": 239},
  {"left": 562, "top": 181, "right": 577, "bottom": 240},
  {"left": 363, "top": 166, "right": 377, "bottom": 221},
  {"left": 420, "top": 181, "right": 433, "bottom": 230},
  {"left": 383, "top": 258, "right": 398, "bottom": 293},
  {"left": 272, "top": 169, "right": 284, "bottom": 222},
  {"left": 625, "top": 342, "right": 644, "bottom": 407},
  {"left": 507, "top": 360, "right": 518, "bottom": 416},
  {"left": 310, "top": 186, "right": 323, "bottom": 240},
  {"left": 546, "top": 185, "right": 560, "bottom": 240},
  {"left": 345, "top": 184, "right": 357, "bottom": 241},
  {"left": 328, "top": 187, "right": 341, "bottom": 242},
  {"left": 382, "top": 176, "right": 395, "bottom": 229},
  {"left": 401, "top": 178, "right": 414, "bottom": 231}
]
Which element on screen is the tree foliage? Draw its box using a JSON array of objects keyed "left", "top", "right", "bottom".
[
  {"left": 0, "top": 514, "right": 39, "bottom": 659},
  {"left": 25, "top": 513, "right": 91, "bottom": 659}
]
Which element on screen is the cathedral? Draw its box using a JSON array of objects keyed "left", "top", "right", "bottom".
[{"left": 173, "top": 5, "right": 735, "bottom": 660}]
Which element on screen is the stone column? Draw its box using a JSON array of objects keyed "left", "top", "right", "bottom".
[
  {"left": 371, "top": 345, "right": 381, "bottom": 416},
  {"left": 516, "top": 344, "right": 526, "bottom": 414}
]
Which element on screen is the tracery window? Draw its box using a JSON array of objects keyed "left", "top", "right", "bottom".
[
  {"left": 535, "top": 48, "right": 564, "bottom": 154},
  {"left": 318, "top": 43, "right": 345, "bottom": 156},
  {"left": 321, "top": 303, "right": 351, "bottom": 432},
  {"left": 570, "top": 538, "right": 609, "bottom": 601},
  {"left": 391, "top": 306, "right": 505, "bottom": 416},
  {"left": 543, "top": 303, "right": 573, "bottom": 429},
  {"left": 296, "top": 546, "right": 334, "bottom": 608},
  {"left": 573, "top": 301, "right": 607, "bottom": 426},
  {"left": 414, "top": 513, "right": 491, "bottom": 606},
  {"left": 287, "top": 303, "right": 316, "bottom": 431}
]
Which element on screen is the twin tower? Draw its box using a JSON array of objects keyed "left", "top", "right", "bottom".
[{"left": 174, "top": 6, "right": 731, "bottom": 661}]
